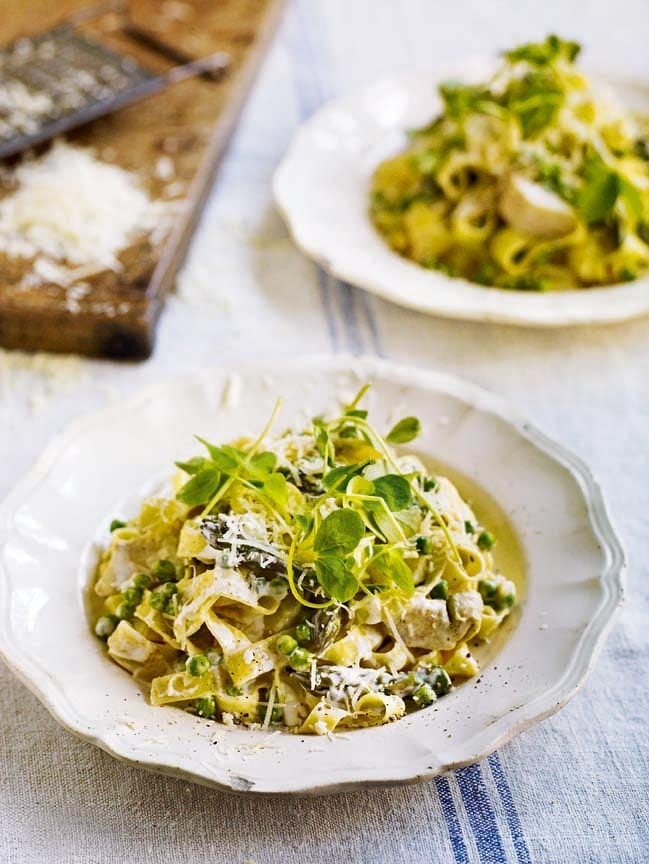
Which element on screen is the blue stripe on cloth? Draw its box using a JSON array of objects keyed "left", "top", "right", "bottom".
[
  {"left": 435, "top": 775, "right": 470, "bottom": 864},
  {"left": 356, "top": 286, "right": 385, "bottom": 357},
  {"left": 316, "top": 268, "right": 339, "bottom": 351},
  {"left": 457, "top": 763, "right": 508, "bottom": 864},
  {"left": 286, "top": 1, "right": 371, "bottom": 356},
  {"left": 336, "top": 281, "right": 365, "bottom": 355},
  {"left": 488, "top": 754, "right": 532, "bottom": 864},
  {"left": 283, "top": 1, "right": 339, "bottom": 350},
  {"left": 292, "top": 3, "right": 382, "bottom": 357},
  {"left": 285, "top": 0, "right": 329, "bottom": 115}
]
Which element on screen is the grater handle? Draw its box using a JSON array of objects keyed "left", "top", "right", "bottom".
[{"left": 164, "top": 52, "right": 231, "bottom": 85}]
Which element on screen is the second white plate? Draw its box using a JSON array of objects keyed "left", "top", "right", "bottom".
[{"left": 273, "top": 62, "right": 649, "bottom": 327}]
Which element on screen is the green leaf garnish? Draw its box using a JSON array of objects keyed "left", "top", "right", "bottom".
[
  {"left": 263, "top": 472, "right": 288, "bottom": 510},
  {"left": 503, "top": 34, "right": 580, "bottom": 66},
  {"left": 175, "top": 456, "right": 212, "bottom": 476},
  {"left": 183, "top": 432, "right": 289, "bottom": 515},
  {"left": 372, "top": 475, "right": 412, "bottom": 511},
  {"left": 176, "top": 469, "right": 222, "bottom": 506},
  {"left": 294, "top": 513, "right": 313, "bottom": 535},
  {"left": 438, "top": 81, "right": 492, "bottom": 119},
  {"left": 371, "top": 547, "right": 415, "bottom": 596},
  {"left": 314, "top": 556, "right": 358, "bottom": 602},
  {"left": 173, "top": 387, "right": 472, "bottom": 613},
  {"left": 310, "top": 510, "right": 365, "bottom": 601},
  {"left": 344, "top": 383, "right": 371, "bottom": 413},
  {"left": 193, "top": 442, "right": 244, "bottom": 478},
  {"left": 313, "top": 420, "right": 332, "bottom": 464},
  {"left": 321, "top": 461, "right": 371, "bottom": 494},
  {"left": 386, "top": 416, "right": 421, "bottom": 444},
  {"left": 577, "top": 153, "right": 620, "bottom": 223},
  {"left": 619, "top": 177, "right": 644, "bottom": 221},
  {"left": 314, "top": 509, "right": 365, "bottom": 556},
  {"left": 250, "top": 451, "right": 278, "bottom": 475}
]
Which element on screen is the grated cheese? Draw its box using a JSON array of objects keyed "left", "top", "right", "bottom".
[
  {"left": 0, "top": 140, "right": 175, "bottom": 287},
  {"left": 0, "top": 346, "right": 88, "bottom": 413}
]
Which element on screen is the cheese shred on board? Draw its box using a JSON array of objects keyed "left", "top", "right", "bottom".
[{"left": 0, "top": 140, "right": 175, "bottom": 286}]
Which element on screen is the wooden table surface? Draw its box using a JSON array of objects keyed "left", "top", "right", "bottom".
[{"left": 0, "top": 0, "right": 284, "bottom": 358}]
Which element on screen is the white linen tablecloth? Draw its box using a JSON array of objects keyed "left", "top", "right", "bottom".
[{"left": 1, "top": 2, "right": 648, "bottom": 861}]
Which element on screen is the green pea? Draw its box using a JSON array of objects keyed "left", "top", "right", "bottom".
[
  {"left": 473, "top": 261, "right": 498, "bottom": 286},
  {"left": 269, "top": 578, "right": 288, "bottom": 598},
  {"left": 164, "top": 594, "right": 179, "bottom": 617},
  {"left": 620, "top": 266, "right": 637, "bottom": 282},
  {"left": 430, "top": 579, "right": 448, "bottom": 600},
  {"left": 478, "top": 578, "right": 499, "bottom": 601},
  {"left": 186, "top": 654, "right": 210, "bottom": 677},
  {"left": 289, "top": 647, "right": 312, "bottom": 671},
  {"left": 153, "top": 559, "right": 177, "bottom": 583},
  {"left": 133, "top": 573, "right": 152, "bottom": 590},
  {"left": 109, "top": 519, "right": 127, "bottom": 532},
  {"left": 276, "top": 634, "right": 298, "bottom": 656},
  {"left": 115, "top": 602, "right": 135, "bottom": 620},
  {"left": 488, "top": 586, "right": 516, "bottom": 612},
  {"left": 257, "top": 705, "right": 282, "bottom": 723},
  {"left": 94, "top": 614, "right": 119, "bottom": 639},
  {"left": 416, "top": 536, "right": 434, "bottom": 555},
  {"left": 148, "top": 590, "right": 167, "bottom": 611},
  {"left": 196, "top": 696, "right": 216, "bottom": 719},
  {"left": 423, "top": 477, "right": 439, "bottom": 492},
  {"left": 477, "top": 530, "right": 496, "bottom": 550},
  {"left": 123, "top": 586, "right": 143, "bottom": 606},
  {"left": 412, "top": 684, "right": 436, "bottom": 707},
  {"left": 226, "top": 684, "right": 242, "bottom": 697},
  {"left": 149, "top": 582, "right": 177, "bottom": 610},
  {"left": 426, "top": 666, "right": 452, "bottom": 696},
  {"left": 295, "top": 622, "right": 311, "bottom": 644}
]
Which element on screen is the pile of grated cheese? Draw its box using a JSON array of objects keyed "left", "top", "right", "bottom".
[{"left": 0, "top": 140, "right": 175, "bottom": 287}]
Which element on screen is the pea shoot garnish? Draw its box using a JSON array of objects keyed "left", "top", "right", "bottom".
[
  {"left": 93, "top": 383, "right": 516, "bottom": 735},
  {"left": 370, "top": 35, "right": 649, "bottom": 291}
]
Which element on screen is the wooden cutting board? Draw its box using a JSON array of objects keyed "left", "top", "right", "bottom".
[{"left": 0, "top": 0, "right": 285, "bottom": 359}]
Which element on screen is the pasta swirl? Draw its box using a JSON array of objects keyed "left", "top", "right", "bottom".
[
  {"left": 370, "top": 35, "right": 649, "bottom": 290},
  {"left": 92, "top": 390, "right": 517, "bottom": 734}
]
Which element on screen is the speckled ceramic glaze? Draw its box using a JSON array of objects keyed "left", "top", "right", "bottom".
[
  {"left": 273, "top": 63, "right": 649, "bottom": 327},
  {"left": 0, "top": 357, "right": 625, "bottom": 793}
]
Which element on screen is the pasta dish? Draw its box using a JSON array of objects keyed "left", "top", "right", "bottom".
[
  {"left": 370, "top": 35, "right": 649, "bottom": 291},
  {"left": 92, "top": 389, "right": 516, "bottom": 734}
]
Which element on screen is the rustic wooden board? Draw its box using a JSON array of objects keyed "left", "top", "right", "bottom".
[{"left": 0, "top": 0, "right": 285, "bottom": 358}]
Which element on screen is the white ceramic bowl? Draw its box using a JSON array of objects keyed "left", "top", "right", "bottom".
[
  {"left": 273, "top": 62, "right": 649, "bottom": 327},
  {"left": 0, "top": 356, "right": 625, "bottom": 793}
]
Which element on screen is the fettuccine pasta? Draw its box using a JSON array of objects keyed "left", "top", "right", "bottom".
[
  {"left": 92, "top": 389, "right": 516, "bottom": 735},
  {"left": 370, "top": 35, "right": 649, "bottom": 290}
]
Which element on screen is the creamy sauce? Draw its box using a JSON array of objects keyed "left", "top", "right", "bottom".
[
  {"left": 83, "top": 545, "right": 108, "bottom": 632},
  {"left": 86, "top": 459, "right": 526, "bottom": 680},
  {"left": 418, "top": 454, "right": 527, "bottom": 671}
]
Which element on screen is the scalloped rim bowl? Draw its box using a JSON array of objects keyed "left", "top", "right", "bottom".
[
  {"left": 0, "top": 356, "right": 625, "bottom": 794},
  {"left": 273, "top": 61, "right": 649, "bottom": 327}
]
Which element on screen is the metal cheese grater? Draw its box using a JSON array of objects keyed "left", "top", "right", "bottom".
[{"left": 0, "top": 4, "right": 230, "bottom": 160}]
